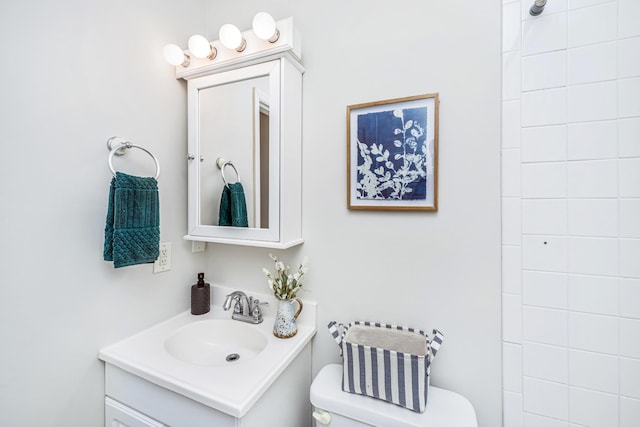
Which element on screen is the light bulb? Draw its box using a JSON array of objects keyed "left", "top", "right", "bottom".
[
  {"left": 219, "top": 24, "right": 246, "bottom": 52},
  {"left": 252, "top": 12, "right": 279, "bottom": 42},
  {"left": 188, "top": 34, "right": 216, "bottom": 59},
  {"left": 163, "top": 43, "right": 190, "bottom": 67}
]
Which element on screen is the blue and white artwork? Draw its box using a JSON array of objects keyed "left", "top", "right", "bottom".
[
  {"left": 356, "top": 107, "right": 429, "bottom": 200},
  {"left": 348, "top": 94, "right": 438, "bottom": 210}
]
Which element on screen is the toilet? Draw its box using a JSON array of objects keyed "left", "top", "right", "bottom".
[{"left": 310, "top": 364, "right": 478, "bottom": 427}]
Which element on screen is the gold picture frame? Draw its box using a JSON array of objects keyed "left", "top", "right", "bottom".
[{"left": 347, "top": 93, "right": 439, "bottom": 211}]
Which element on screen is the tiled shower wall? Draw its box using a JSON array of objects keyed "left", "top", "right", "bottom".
[{"left": 501, "top": 0, "right": 640, "bottom": 426}]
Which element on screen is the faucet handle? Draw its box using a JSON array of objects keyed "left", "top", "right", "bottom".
[{"left": 251, "top": 299, "right": 269, "bottom": 321}]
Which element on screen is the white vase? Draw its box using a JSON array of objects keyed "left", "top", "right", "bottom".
[{"left": 273, "top": 297, "right": 303, "bottom": 338}]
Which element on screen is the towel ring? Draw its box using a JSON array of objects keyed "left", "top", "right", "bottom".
[
  {"left": 107, "top": 137, "right": 160, "bottom": 179},
  {"left": 216, "top": 157, "right": 240, "bottom": 187}
]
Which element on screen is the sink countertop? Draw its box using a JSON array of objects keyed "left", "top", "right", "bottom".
[{"left": 98, "top": 285, "right": 317, "bottom": 418}]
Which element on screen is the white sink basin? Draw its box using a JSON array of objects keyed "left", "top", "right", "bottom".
[
  {"left": 164, "top": 320, "right": 267, "bottom": 366},
  {"left": 98, "top": 285, "right": 317, "bottom": 418}
]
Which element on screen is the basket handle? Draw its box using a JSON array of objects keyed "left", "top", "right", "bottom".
[
  {"left": 327, "top": 321, "right": 346, "bottom": 355},
  {"left": 430, "top": 329, "right": 444, "bottom": 359}
]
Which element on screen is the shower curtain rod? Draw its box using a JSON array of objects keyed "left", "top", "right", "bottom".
[{"left": 529, "top": 0, "right": 548, "bottom": 16}]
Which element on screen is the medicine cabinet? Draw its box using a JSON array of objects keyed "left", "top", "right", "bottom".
[{"left": 175, "top": 17, "right": 303, "bottom": 248}]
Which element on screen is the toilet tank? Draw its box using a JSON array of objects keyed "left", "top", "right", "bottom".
[{"left": 310, "top": 365, "right": 478, "bottom": 427}]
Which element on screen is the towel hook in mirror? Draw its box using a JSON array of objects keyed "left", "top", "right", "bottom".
[{"left": 216, "top": 157, "right": 240, "bottom": 187}]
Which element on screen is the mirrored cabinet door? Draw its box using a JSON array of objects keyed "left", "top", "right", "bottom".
[{"left": 185, "top": 55, "right": 303, "bottom": 248}]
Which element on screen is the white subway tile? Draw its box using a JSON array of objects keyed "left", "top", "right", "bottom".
[
  {"left": 524, "top": 413, "right": 568, "bottom": 427},
  {"left": 523, "top": 270, "right": 568, "bottom": 309},
  {"left": 569, "top": 349, "right": 619, "bottom": 393},
  {"left": 523, "top": 199, "right": 568, "bottom": 235},
  {"left": 621, "top": 396, "right": 640, "bottom": 427},
  {"left": 504, "top": 391, "right": 524, "bottom": 427},
  {"left": 620, "top": 37, "right": 640, "bottom": 79},
  {"left": 522, "top": 162, "right": 567, "bottom": 198},
  {"left": 621, "top": 239, "right": 640, "bottom": 279},
  {"left": 620, "top": 0, "right": 640, "bottom": 38},
  {"left": 619, "top": 77, "right": 640, "bottom": 118},
  {"left": 567, "top": 42, "right": 617, "bottom": 85},
  {"left": 620, "top": 199, "right": 640, "bottom": 238},
  {"left": 567, "top": 160, "right": 618, "bottom": 198},
  {"left": 523, "top": 51, "right": 567, "bottom": 91},
  {"left": 503, "top": 2, "right": 522, "bottom": 53},
  {"left": 568, "top": 237, "right": 619, "bottom": 276},
  {"left": 523, "top": 377, "right": 569, "bottom": 420},
  {"left": 503, "top": 100, "right": 522, "bottom": 149},
  {"left": 567, "top": 274, "right": 618, "bottom": 317},
  {"left": 523, "top": 12, "right": 568, "bottom": 56},
  {"left": 522, "top": 235, "right": 568, "bottom": 272},
  {"left": 523, "top": 342, "right": 568, "bottom": 383},
  {"left": 504, "top": 245, "right": 523, "bottom": 294},
  {"left": 569, "top": 387, "right": 619, "bottom": 427},
  {"left": 568, "top": 199, "right": 618, "bottom": 237},
  {"left": 620, "top": 357, "right": 640, "bottom": 399},
  {"left": 620, "top": 278, "right": 640, "bottom": 319},
  {"left": 523, "top": 88, "right": 567, "bottom": 127},
  {"left": 567, "top": 120, "right": 617, "bottom": 161},
  {"left": 569, "top": 0, "right": 614, "bottom": 9},
  {"left": 619, "top": 118, "right": 640, "bottom": 158},
  {"left": 503, "top": 198, "right": 522, "bottom": 246},
  {"left": 523, "top": 306, "right": 568, "bottom": 346},
  {"left": 620, "top": 158, "right": 640, "bottom": 197},
  {"left": 504, "top": 51, "right": 522, "bottom": 101},
  {"left": 504, "top": 293, "right": 523, "bottom": 344},
  {"left": 567, "top": 81, "right": 618, "bottom": 123},
  {"left": 568, "top": 3, "right": 617, "bottom": 48},
  {"left": 522, "top": 125, "right": 567, "bottom": 163},
  {"left": 503, "top": 150, "right": 522, "bottom": 197},
  {"left": 569, "top": 312, "right": 619, "bottom": 354},
  {"left": 504, "top": 342, "right": 523, "bottom": 392},
  {"left": 621, "top": 318, "right": 640, "bottom": 358}
]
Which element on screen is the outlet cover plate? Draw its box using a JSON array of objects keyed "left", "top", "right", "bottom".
[{"left": 153, "top": 242, "right": 172, "bottom": 273}]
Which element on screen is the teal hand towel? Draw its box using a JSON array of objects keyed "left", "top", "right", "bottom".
[
  {"left": 218, "top": 182, "right": 248, "bottom": 227},
  {"left": 104, "top": 172, "right": 160, "bottom": 268}
]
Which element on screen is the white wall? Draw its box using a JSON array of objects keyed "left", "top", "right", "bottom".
[
  {"left": 502, "top": 0, "right": 640, "bottom": 425},
  {"left": 201, "top": 2, "right": 502, "bottom": 427},
  {"left": 0, "top": 1, "right": 207, "bottom": 425}
]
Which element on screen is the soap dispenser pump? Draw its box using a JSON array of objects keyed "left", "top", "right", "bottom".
[{"left": 191, "top": 272, "right": 210, "bottom": 315}]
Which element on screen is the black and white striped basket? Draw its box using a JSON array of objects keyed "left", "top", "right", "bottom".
[{"left": 328, "top": 320, "right": 443, "bottom": 413}]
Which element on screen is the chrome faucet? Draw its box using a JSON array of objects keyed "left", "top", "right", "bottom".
[{"left": 223, "top": 291, "right": 268, "bottom": 324}]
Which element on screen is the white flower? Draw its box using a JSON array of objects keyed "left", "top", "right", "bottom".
[{"left": 263, "top": 254, "right": 309, "bottom": 299}]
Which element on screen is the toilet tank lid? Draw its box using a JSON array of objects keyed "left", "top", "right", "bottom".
[{"left": 310, "top": 365, "right": 477, "bottom": 427}]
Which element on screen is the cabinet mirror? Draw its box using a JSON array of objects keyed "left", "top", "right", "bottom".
[{"left": 185, "top": 55, "right": 303, "bottom": 248}]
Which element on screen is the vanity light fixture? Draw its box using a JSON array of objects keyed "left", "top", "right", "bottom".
[
  {"left": 252, "top": 12, "right": 280, "bottom": 43},
  {"left": 163, "top": 43, "right": 190, "bottom": 67},
  {"left": 219, "top": 24, "right": 246, "bottom": 52},
  {"left": 188, "top": 34, "right": 217, "bottom": 60}
]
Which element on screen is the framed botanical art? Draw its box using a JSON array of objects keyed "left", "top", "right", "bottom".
[{"left": 347, "top": 93, "right": 439, "bottom": 210}]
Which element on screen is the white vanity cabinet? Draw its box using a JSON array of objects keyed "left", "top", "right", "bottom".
[
  {"left": 99, "top": 289, "right": 317, "bottom": 427},
  {"left": 103, "top": 344, "right": 312, "bottom": 427}
]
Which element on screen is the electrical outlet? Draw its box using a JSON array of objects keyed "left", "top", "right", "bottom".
[
  {"left": 191, "top": 241, "right": 206, "bottom": 253},
  {"left": 153, "top": 242, "right": 172, "bottom": 273}
]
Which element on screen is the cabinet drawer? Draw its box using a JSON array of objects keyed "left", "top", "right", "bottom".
[{"left": 106, "top": 397, "right": 166, "bottom": 427}]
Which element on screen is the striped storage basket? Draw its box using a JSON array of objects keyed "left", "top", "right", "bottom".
[{"left": 328, "top": 321, "right": 443, "bottom": 413}]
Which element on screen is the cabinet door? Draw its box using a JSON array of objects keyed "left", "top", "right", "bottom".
[{"left": 106, "top": 397, "right": 166, "bottom": 427}]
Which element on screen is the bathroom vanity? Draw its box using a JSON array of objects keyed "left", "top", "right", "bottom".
[{"left": 99, "top": 285, "right": 317, "bottom": 427}]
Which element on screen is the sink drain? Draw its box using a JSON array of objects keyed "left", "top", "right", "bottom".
[{"left": 225, "top": 353, "right": 240, "bottom": 362}]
